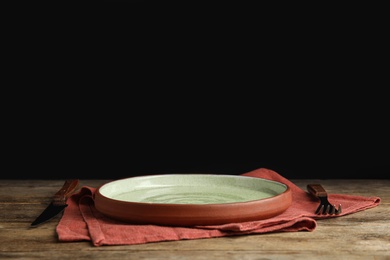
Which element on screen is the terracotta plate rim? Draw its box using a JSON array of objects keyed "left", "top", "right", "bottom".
[{"left": 93, "top": 174, "right": 292, "bottom": 226}]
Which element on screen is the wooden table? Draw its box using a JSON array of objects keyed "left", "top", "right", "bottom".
[{"left": 1, "top": 179, "right": 389, "bottom": 259}]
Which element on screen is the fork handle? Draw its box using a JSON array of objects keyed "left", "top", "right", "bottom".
[{"left": 307, "top": 184, "right": 328, "bottom": 197}]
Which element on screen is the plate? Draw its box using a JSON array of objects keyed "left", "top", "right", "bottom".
[{"left": 94, "top": 174, "right": 292, "bottom": 226}]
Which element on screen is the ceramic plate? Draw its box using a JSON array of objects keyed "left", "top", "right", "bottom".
[{"left": 94, "top": 174, "right": 292, "bottom": 226}]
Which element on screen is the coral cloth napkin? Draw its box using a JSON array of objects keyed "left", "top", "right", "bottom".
[{"left": 56, "top": 168, "right": 381, "bottom": 246}]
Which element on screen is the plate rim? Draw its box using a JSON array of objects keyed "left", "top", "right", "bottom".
[
  {"left": 93, "top": 173, "right": 293, "bottom": 226},
  {"left": 96, "top": 173, "right": 290, "bottom": 206}
]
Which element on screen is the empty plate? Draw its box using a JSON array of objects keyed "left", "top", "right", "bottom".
[{"left": 94, "top": 174, "right": 292, "bottom": 226}]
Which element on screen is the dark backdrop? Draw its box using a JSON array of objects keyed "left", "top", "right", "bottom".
[
  {"left": 5, "top": 92, "right": 389, "bottom": 180},
  {"left": 4, "top": 2, "right": 388, "bottom": 180}
]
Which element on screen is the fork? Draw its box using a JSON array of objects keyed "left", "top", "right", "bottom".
[{"left": 307, "top": 184, "right": 342, "bottom": 215}]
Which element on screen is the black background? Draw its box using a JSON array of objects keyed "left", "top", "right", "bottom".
[
  {"left": 5, "top": 88, "right": 389, "bottom": 180},
  {"left": 3, "top": 2, "right": 388, "bottom": 180}
]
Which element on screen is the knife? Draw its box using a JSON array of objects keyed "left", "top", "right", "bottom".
[{"left": 31, "top": 179, "right": 79, "bottom": 227}]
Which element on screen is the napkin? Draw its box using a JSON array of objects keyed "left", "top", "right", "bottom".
[{"left": 56, "top": 168, "right": 381, "bottom": 246}]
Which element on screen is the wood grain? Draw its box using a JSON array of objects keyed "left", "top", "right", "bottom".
[{"left": 1, "top": 179, "right": 389, "bottom": 259}]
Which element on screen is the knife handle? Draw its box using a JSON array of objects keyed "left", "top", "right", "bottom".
[{"left": 53, "top": 179, "right": 79, "bottom": 206}]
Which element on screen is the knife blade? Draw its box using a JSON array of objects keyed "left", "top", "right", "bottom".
[{"left": 31, "top": 179, "right": 79, "bottom": 227}]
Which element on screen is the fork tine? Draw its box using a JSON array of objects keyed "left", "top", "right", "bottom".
[
  {"left": 330, "top": 205, "right": 336, "bottom": 215},
  {"left": 325, "top": 204, "right": 331, "bottom": 214},
  {"left": 336, "top": 204, "right": 342, "bottom": 215},
  {"left": 315, "top": 204, "right": 324, "bottom": 214}
]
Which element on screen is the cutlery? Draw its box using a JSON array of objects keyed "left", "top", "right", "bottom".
[
  {"left": 307, "top": 184, "right": 342, "bottom": 215},
  {"left": 31, "top": 179, "right": 79, "bottom": 227}
]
